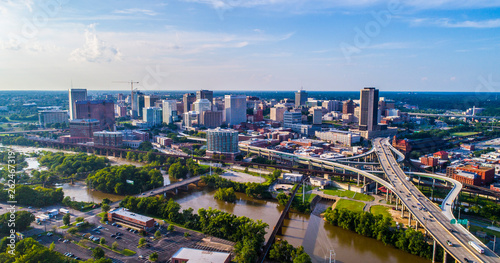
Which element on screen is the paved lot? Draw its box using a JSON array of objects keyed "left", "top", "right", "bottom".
[{"left": 220, "top": 169, "right": 267, "bottom": 184}]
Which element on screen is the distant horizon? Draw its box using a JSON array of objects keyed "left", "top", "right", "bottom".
[{"left": 1, "top": 89, "right": 500, "bottom": 94}]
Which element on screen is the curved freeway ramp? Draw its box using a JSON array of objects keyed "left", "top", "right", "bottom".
[{"left": 375, "top": 138, "right": 499, "bottom": 263}]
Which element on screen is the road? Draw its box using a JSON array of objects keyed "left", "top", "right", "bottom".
[{"left": 374, "top": 138, "right": 500, "bottom": 263}]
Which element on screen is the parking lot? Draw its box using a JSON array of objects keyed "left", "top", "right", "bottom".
[{"left": 24, "top": 209, "right": 234, "bottom": 262}]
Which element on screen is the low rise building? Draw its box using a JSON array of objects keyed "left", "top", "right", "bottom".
[
  {"left": 433, "top": 151, "right": 449, "bottom": 160},
  {"left": 93, "top": 131, "right": 123, "bottom": 147},
  {"left": 315, "top": 129, "right": 361, "bottom": 146},
  {"left": 107, "top": 208, "right": 156, "bottom": 230},
  {"left": 310, "top": 177, "right": 330, "bottom": 188},
  {"left": 38, "top": 110, "right": 69, "bottom": 127},
  {"left": 282, "top": 173, "right": 302, "bottom": 183},
  {"left": 171, "top": 248, "right": 231, "bottom": 263},
  {"left": 452, "top": 170, "right": 481, "bottom": 186},
  {"left": 420, "top": 156, "right": 438, "bottom": 167}
]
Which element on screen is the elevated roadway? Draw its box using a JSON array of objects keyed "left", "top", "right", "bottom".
[{"left": 374, "top": 138, "right": 499, "bottom": 263}]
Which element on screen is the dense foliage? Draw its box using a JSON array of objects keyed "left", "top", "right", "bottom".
[
  {"left": 0, "top": 185, "right": 64, "bottom": 207},
  {"left": 276, "top": 192, "right": 310, "bottom": 213},
  {"left": 202, "top": 174, "right": 271, "bottom": 199},
  {"left": 214, "top": 187, "right": 237, "bottom": 202},
  {"left": 324, "top": 208, "right": 433, "bottom": 259},
  {"left": 86, "top": 165, "right": 163, "bottom": 195},
  {"left": 0, "top": 211, "right": 35, "bottom": 235},
  {"left": 39, "top": 152, "right": 109, "bottom": 176},
  {"left": 269, "top": 240, "right": 311, "bottom": 263},
  {"left": 120, "top": 196, "right": 268, "bottom": 262},
  {"left": 0, "top": 136, "right": 37, "bottom": 147}
]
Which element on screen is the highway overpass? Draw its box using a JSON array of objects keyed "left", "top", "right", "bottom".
[{"left": 374, "top": 138, "right": 499, "bottom": 263}]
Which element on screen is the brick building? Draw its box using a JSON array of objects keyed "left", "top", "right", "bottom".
[
  {"left": 420, "top": 156, "right": 438, "bottom": 167},
  {"left": 107, "top": 208, "right": 155, "bottom": 229},
  {"left": 433, "top": 151, "right": 449, "bottom": 160},
  {"left": 75, "top": 100, "right": 115, "bottom": 131}
]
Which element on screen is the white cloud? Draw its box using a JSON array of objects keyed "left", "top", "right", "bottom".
[
  {"left": 113, "top": 8, "right": 158, "bottom": 16},
  {"left": 70, "top": 24, "right": 121, "bottom": 63},
  {"left": 411, "top": 18, "right": 500, "bottom": 28}
]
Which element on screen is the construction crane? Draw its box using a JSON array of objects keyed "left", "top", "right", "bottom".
[{"left": 113, "top": 80, "right": 139, "bottom": 115}]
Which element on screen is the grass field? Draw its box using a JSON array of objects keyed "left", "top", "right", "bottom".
[
  {"left": 321, "top": 188, "right": 375, "bottom": 202},
  {"left": 451, "top": 132, "right": 480, "bottom": 137},
  {"left": 370, "top": 205, "right": 391, "bottom": 218},
  {"left": 335, "top": 199, "right": 365, "bottom": 213}
]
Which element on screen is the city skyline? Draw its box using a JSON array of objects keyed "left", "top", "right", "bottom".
[{"left": 1, "top": 1, "right": 500, "bottom": 92}]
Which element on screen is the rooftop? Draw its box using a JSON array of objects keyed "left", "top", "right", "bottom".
[
  {"left": 109, "top": 208, "right": 154, "bottom": 223},
  {"left": 171, "top": 248, "right": 230, "bottom": 263}
]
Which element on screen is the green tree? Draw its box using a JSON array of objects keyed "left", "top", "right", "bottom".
[
  {"left": 49, "top": 242, "right": 55, "bottom": 251},
  {"left": 138, "top": 238, "right": 146, "bottom": 246},
  {"left": 293, "top": 253, "right": 312, "bottom": 263},
  {"left": 63, "top": 213, "right": 70, "bottom": 226},
  {"left": 101, "top": 203, "right": 111, "bottom": 213},
  {"left": 75, "top": 217, "right": 84, "bottom": 222},
  {"left": 167, "top": 224, "right": 174, "bottom": 232},
  {"left": 92, "top": 247, "right": 105, "bottom": 259},
  {"left": 111, "top": 241, "right": 118, "bottom": 250},
  {"left": 100, "top": 238, "right": 106, "bottom": 245},
  {"left": 154, "top": 230, "right": 161, "bottom": 239},
  {"left": 168, "top": 162, "right": 188, "bottom": 179},
  {"left": 149, "top": 252, "right": 159, "bottom": 262}
]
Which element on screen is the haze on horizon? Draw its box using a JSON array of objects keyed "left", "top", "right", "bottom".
[{"left": 1, "top": 0, "right": 499, "bottom": 92}]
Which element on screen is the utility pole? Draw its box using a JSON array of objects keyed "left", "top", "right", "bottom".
[{"left": 329, "top": 249, "right": 336, "bottom": 263}]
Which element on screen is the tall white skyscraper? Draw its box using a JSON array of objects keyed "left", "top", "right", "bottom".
[
  {"left": 162, "top": 100, "right": 177, "bottom": 124},
  {"left": 69, "top": 89, "right": 87, "bottom": 120},
  {"left": 224, "top": 95, "right": 246, "bottom": 126}
]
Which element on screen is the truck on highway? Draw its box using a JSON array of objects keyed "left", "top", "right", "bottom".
[{"left": 468, "top": 241, "right": 484, "bottom": 254}]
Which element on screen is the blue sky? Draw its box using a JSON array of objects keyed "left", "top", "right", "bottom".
[{"left": 1, "top": 0, "right": 500, "bottom": 92}]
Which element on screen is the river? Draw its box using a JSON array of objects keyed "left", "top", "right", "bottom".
[
  {"left": 173, "top": 188, "right": 428, "bottom": 263},
  {"left": 9, "top": 145, "right": 428, "bottom": 262}
]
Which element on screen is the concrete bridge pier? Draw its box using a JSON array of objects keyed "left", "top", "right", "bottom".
[
  {"left": 357, "top": 173, "right": 360, "bottom": 186},
  {"left": 363, "top": 176, "right": 366, "bottom": 186},
  {"left": 375, "top": 182, "right": 378, "bottom": 194},
  {"left": 432, "top": 240, "right": 436, "bottom": 263},
  {"left": 443, "top": 251, "right": 447, "bottom": 263},
  {"left": 408, "top": 212, "right": 412, "bottom": 226},
  {"left": 401, "top": 205, "right": 405, "bottom": 219},
  {"left": 395, "top": 197, "right": 398, "bottom": 210}
]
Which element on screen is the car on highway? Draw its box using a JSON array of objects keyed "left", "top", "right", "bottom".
[
  {"left": 97, "top": 226, "right": 103, "bottom": 229},
  {"left": 63, "top": 240, "right": 69, "bottom": 243},
  {"left": 115, "top": 236, "right": 121, "bottom": 239},
  {"left": 446, "top": 240, "right": 452, "bottom": 246},
  {"left": 111, "top": 223, "right": 117, "bottom": 226}
]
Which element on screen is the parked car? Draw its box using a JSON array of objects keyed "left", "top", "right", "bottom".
[{"left": 115, "top": 236, "right": 121, "bottom": 240}]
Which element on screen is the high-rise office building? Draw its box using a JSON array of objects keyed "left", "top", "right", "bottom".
[
  {"left": 201, "top": 111, "right": 223, "bottom": 128},
  {"left": 270, "top": 106, "right": 286, "bottom": 123},
  {"left": 144, "top": 95, "right": 160, "bottom": 108},
  {"left": 136, "top": 92, "right": 145, "bottom": 118},
  {"left": 196, "top": 90, "right": 213, "bottom": 104},
  {"left": 162, "top": 100, "right": 178, "bottom": 125},
  {"left": 312, "top": 107, "right": 323, "bottom": 125},
  {"left": 143, "top": 107, "right": 163, "bottom": 127},
  {"left": 183, "top": 93, "right": 196, "bottom": 113},
  {"left": 75, "top": 100, "right": 115, "bottom": 131},
  {"left": 206, "top": 128, "right": 239, "bottom": 160},
  {"left": 283, "top": 110, "right": 302, "bottom": 127},
  {"left": 224, "top": 95, "right": 246, "bottom": 126},
  {"left": 69, "top": 89, "right": 87, "bottom": 120},
  {"left": 295, "top": 89, "right": 308, "bottom": 107},
  {"left": 359, "top": 87, "right": 379, "bottom": 131},
  {"left": 342, "top": 100, "right": 355, "bottom": 114}
]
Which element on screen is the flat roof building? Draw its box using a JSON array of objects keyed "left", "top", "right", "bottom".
[
  {"left": 107, "top": 208, "right": 155, "bottom": 229},
  {"left": 171, "top": 248, "right": 231, "bottom": 263}
]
